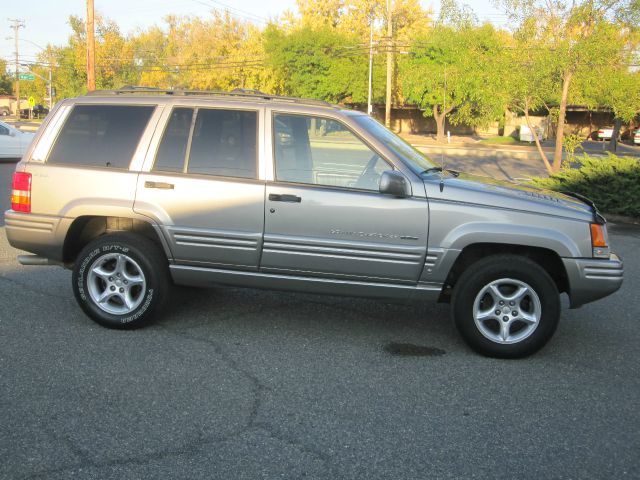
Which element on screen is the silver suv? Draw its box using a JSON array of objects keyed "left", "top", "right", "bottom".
[{"left": 4, "top": 88, "right": 623, "bottom": 357}]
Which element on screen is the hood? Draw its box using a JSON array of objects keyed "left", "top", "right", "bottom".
[{"left": 423, "top": 171, "right": 595, "bottom": 221}]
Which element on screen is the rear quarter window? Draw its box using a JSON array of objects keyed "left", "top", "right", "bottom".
[{"left": 47, "top": 105, "right": 155, "bottom": 168}]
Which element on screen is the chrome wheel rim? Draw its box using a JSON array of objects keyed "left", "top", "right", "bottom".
[
  {"left": 472, "top": 278, "right": 542, "bottom": 345},
  {"left": 87, "top": 253, "right": 146, "bottom": 315}
]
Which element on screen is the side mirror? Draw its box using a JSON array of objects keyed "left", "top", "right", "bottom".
[{"left": 379, "top": 170, "right": 410, "bottom": 198}]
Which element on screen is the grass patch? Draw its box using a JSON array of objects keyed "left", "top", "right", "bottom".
[{"left": 479, "top": 136, "right": 527, "bottom": 145}]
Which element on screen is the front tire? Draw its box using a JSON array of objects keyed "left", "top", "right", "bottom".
[
  {"left": 72, "top": 233, "right": 169, "bottom": 329},
  {"left": 452, "top": 255, "right": 560, "bottom": 358}
]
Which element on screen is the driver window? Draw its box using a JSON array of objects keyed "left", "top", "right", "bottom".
[{"left": 273, "top": 113, "right": 389, "bottom": 190}]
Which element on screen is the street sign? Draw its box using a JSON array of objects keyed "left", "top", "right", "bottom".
[
  {"left": 18, "top": 73, "right": 35, "bottom": 81},
  {"left": 28, "top": 96, "right": 35, "bottom": 107}
]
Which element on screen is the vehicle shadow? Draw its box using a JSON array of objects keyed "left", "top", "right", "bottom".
[{"left": 157, "top": 282, "right": 461, "bottom": 357}]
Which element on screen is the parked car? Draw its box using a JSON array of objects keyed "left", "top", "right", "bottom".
[
  {"left": 20, "top": 104, "right": 49, "bottom": 119},
  {"left": 519, "top": 124, "right": 545, "bottom": 143},
  {"left": 0, "top": 120, "right": 35, "bottom": 159},
  {"left": 633, "top": 129, "right": 640, "bottom": 145},
  {"left": 597, "top": 127, "right": 615, "bottom": 141},
  {"left": 4, "top": 88, "right": 623, "bottom": 358},
  {"left": 0, "top": 106, "right": 10, "bottom": 116}
]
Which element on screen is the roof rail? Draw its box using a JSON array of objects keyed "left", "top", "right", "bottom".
[{"left": 85, "top": 86, "right": 335, "bottom": 107}]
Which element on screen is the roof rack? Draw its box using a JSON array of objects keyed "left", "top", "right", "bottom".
[{"left": 85, "top": 86, "right": 335, "bottom": 108}]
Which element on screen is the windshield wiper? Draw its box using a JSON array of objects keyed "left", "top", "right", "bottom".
[{"left": 421, "top": 167, "right": 460, "bottom": 177}]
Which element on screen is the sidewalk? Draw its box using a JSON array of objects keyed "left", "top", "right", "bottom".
[
  {"left": 2, "top": 118, "right": 42, "bottom": 132},
  {"left": 398, "top": 132, "right": 640, "bottom": 158}
]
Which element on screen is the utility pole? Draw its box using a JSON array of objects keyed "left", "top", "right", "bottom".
[
  {"left": 86, "top": 0, "right": 96, "bottom": 91},
  {"left": 385, "top": 0, "right": 393, "bottom": 128},
  {"left": 367, "top": 18, "right": 374, "bottom": 115},
  {"left": 9, "top": 19, "right": 25, "bottom": 116},
  {"left": 48, "top": 68, "right": 52, "bottom": 110}
]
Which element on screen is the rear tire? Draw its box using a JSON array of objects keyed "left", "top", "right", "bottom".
[
  {"left": 72, "top": 233, "right": 169, "bottom": 329},
  {"left": 451, "top": 255, "right": 560, "bottom": 358}
]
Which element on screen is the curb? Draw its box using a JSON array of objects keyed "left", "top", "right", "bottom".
[{"left": 603, "top": 213, "right": 640, "bottom": 226}]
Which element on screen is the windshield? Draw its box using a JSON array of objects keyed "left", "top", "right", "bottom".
[{"left": 350, "top": 114, "right": 434, "bottom": 173}]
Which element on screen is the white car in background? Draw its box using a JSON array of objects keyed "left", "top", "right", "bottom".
[
  {"left": 633, "top": 129, "right": 640, "bottom": 145},
  {"left": 0, "top": 121, "right": 35, "bottom": 159},
  {"left": 519, "top": 124, "right": 546, "bottom": 143},
  {"left": 597, "top": 127, "right": 615, "bottom": 141}
]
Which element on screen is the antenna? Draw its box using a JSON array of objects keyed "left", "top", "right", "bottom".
[{"left": 440, "top": 66, "right": 447, "bottom": 192}]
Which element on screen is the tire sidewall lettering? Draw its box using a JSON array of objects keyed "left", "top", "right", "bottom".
[
  {"left": 120, "top": 288, "right": 154, "bottom": 324},
  {"left": 77, "top": 247, "right": 100, "bottom": 301},
  {"left": 79, "top": 244, "right": 151, "bottom": 323}
]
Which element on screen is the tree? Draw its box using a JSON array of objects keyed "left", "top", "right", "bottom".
[
  {"left": 498, "top": 0, "right": 640, "bottom": 173},
  {"left": 0, "top": 60, "right": 13, "bottom": 95},
  {"left": 402, "top": 24, "right": 507, "bottom": 142},
  {"left": 264, "top": 25, "right": 374, "bottom": 103}
]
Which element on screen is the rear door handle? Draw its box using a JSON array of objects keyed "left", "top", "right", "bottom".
[
  {"left": 145, "top": 181, "right": 174, "bottom": 190},
  {"left": 269, "top": 193, "right": 301, "bottom": 203}
]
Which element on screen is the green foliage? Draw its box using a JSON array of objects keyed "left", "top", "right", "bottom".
[
  {"left": 401, "top": 23, "right": 507, "bottom": 139},
  {"left": 0, "top": 59, "right": 12, "bottom": 95},
  {"left": 531, "top": 154, "right": 640, "bottom": 217},
  {"left": 264, "top": 25, "right": 375, "bottom": 103},
  {"left": 562, "top": 133, "right": 584, "bottom": 166}
]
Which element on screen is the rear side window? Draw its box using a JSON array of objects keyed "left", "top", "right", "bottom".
[
  {"left": 153, "top": 107, "right": 194, "bottom": 173},
  {"left": 48, "top": 105, "right": 154, "bottom": 168},
  {"left": 187, "top": 109, "right": 257, "bottom": 179}
]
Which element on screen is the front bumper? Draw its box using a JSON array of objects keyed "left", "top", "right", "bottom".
[{"left": 563, "top": 253, "right": 623, "bottom": 308}]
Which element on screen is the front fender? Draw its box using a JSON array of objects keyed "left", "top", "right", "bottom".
[{"left": 440, "top": 222, "right": 582, "bottom": 258}]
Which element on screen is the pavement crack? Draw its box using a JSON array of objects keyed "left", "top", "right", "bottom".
[
  {"left": 251, "top": 421, "right": 339, "bottom": 476},
  {"left": 156, "top": 325, "right": 338, "bottom": 474},
  {"left": 20, "top": 315, "right": 336, "bottom": 479}
]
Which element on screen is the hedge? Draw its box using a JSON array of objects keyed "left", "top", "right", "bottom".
[{"left": 531, "top": 154, "right": 640, "bottom": 218}]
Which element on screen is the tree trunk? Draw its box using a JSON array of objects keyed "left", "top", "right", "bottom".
[
  {"left": 434, "top": 105, "right": 445, "bottom": 143},
  {"left": 607, "top": 117, "right": 622, "bottom": 152},
  {"left": 502, "top": 108, "right": 511, "bottom": 137},
  {"left": 553, "top": 71, "right": 573, "bottom": 173},
  {"left": 523, "top": 99, "right": 553, "bottom": 175}
]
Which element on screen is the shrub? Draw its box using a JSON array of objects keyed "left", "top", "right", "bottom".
[{"left": 531, "top": 154, "right": 640, "bottom": 218}]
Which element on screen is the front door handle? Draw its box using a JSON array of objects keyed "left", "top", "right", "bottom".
[
  {"left": 269, "top": 193, "right": 301, "bottom": 203},
  {"left": 145, "top": 181, "right": 174, "bottom": 190}
]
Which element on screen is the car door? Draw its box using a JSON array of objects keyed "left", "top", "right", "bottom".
[
  {"left": 261, "top": 112, "right": 428, "bottom": 284},
  {"left": 134, "top": 105, "right": 265, "bottom": 270}
]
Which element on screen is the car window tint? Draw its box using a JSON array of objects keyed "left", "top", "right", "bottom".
[
  {"left": 273, "top": 114, "right": 388, "bottom": 191},
  {"left": 0, "top": 124, "right": 8, "bottom": 135},
  {"left": 153, "top": 108, "right": 194, "bottom": 173},
  {"left": 48, "top": 105, "right": 155, "bottom": 168},
  {"left": 187, "top": 109, "right": 257, "bottom": 179}
]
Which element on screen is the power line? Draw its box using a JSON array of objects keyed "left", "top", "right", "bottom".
[{"left": 190, "top": 0, "right": 268, "bottom": 24}]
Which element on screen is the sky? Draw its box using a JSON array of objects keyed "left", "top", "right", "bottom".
[{"left": 1, "top": 0, "right": 508, "bottom": 66}]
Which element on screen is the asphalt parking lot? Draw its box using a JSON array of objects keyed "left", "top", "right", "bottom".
[{"left": 1, "top": 161, "right": 639, "bottom": 479}]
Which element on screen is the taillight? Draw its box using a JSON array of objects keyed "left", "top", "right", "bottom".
[{"left": 11, "top": 172, "right": 31, "bottom": 213}]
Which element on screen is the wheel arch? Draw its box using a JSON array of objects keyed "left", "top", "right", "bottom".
[
  {"left": 63, "top": 215, "right": 173, "bottom": 265},
  {"left": 438, "top": 242, "right": 569, "bottom": 303}
]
